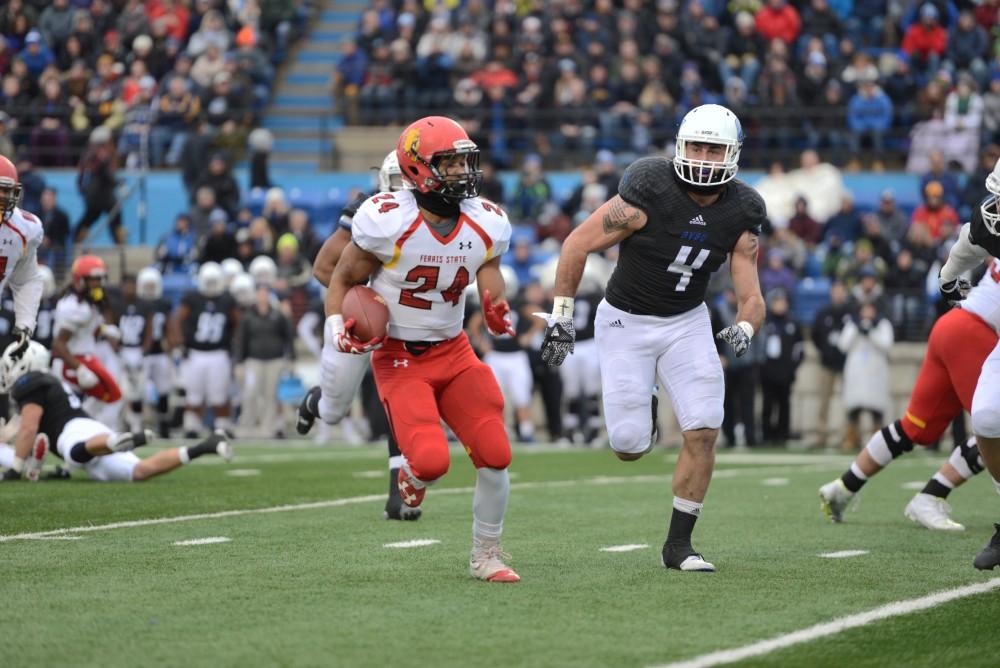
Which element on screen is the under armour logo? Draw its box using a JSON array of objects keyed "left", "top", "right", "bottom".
[
  {"left": 393, "top": 359, "right": 409, "bottom": 368},
  {"left": 0, "top": 238, "right": 12, "bottom": 246},
  {"left": 458, "top": 241, "right": 472, "bottom": 250}
]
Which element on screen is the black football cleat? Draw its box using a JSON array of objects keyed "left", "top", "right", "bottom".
[
  {"left": 44, "top": 466, "right": 72, "bottom": 480},
  {"left": 973, "top": 523, "right": 1000, "bottom": 570},
  {"left": 662, "top": 542, "right": 716, "bottom": 572},
  {"left": 296, "top": 386, "right": 322, "bottom": 435},
  {"left": 384, "top": 468, "right": 422, "bottom": 521}
]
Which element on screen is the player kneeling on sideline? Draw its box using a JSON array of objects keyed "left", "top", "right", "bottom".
[{"left": 0, "top": 341, "right": 232, "bottom": 482}]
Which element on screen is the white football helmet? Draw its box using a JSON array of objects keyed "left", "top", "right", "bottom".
[
  {"left": 38, "top": 264, "right": 56, "bottom": 300},
  {"left": 0, "top": 340, "right": 51, "bottom": 391},
  {"left": 249, "top": 255, "right": 278, "bottom": 287},
  {"left": 197, "top": 261, "right": 225, "bottom": 297},
  {"left": 378, "top": 150, "right": 403, "bottom": 192},
  {"left": 981, "top": 158, "right": 1000, "bottom": 236},
  {"left": 137, "top": 266, "right": 163, "bottom": 300},
  {"left": 220, "top": 258, "right": 244, "bottom": 286},
  {"left": 673, "top": 103, "right": 744, "bottom": 187},
  {"left": 229, "top": 272, "right": 255, "bottom": 306}
]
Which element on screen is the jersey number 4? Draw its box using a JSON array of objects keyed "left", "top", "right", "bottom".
[
  {"left": 399, "top": 265, "right": 469, "bottom": 309},
  {"left": 667, "top": 246, "right": 710, "bottom": 292}
]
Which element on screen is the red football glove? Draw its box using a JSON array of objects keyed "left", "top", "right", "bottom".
[
  {"left": 327, "top": 315, "right": 383, "bottom": 355},
  {"left": 482, "top": 290, "right": 515, "bottom": 336}
]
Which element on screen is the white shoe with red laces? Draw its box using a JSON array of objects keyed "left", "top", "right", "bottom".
[
  {"left": 397, "top": 467, "right": 426, "bottom": 508},
  {"left": 470, "top": 543, "right": 521, "bottom": 583}
]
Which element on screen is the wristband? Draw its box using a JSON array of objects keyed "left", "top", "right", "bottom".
[
  {"left": 552, "top": 296, "right": 574, "bottom": 319},
  {"left": 325, "top": 314, "right": 345, "bottom": 346},
  {"left": 737, "top": 321, "right": 754, "bottom": 339},
  {"left": 12, "top": 456, "right": 24, "bottom": 473}
]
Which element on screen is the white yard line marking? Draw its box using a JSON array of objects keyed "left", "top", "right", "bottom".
[
  {"left": 600, "top": 544, "right": 648, "bottom": 553},
  {"left": 352, "top": 470, "right": 385, "bottom": 479},
  {"left": 384, "top": 539, "right": 440, "bottom": 549},
  {"left": 818, "top": 550, "right": 869, "bottom": 559},
  {"left": 225, "top": 469, "right": 261, "bottom": 477},
  {"left": 650, "top": 578, "right": 1000, "bottom": 668},
  {"left": 22, "top": 536, "right": 84, "bottom": 541},
  {"left": 902, "top": 481, "right": 926, "bottom": 490},
  {"left": 173, "top": 537, "right": 231, "bottom": 546},
  {"left": 761, "top": 478, "right": 789, "bottom": 486},
  {"left": 0, "top": 463, "right": 842, "bottom": 543}
]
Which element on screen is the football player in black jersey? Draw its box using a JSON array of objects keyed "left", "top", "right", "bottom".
[
  {"left": 0, "top": 341, "right": 232, "bottom": 481},
  {"left": 169, "top": 262, "right": 240, "bottom": 438},
  {"left": 296, "top": 152, "right": 421, "bottom": 521},
  {"left": 938, "top": 159, "right": 1000, "bottom": 570},
  {"left": 539, "top": 104, "right": 766, "bottom": 572},
  {"left": 136, "top": 267, "right": 175, "bottom": 437}
]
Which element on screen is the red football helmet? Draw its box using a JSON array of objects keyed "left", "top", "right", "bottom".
[
  {"left": 395, "top": 116, "right": 482, "bottom": 200},
  {"left": 71, "top": 255, "right": 108, "bottom": 302},
  {"left": 0, "top": 155, "right": 22, "bottom": 222}
]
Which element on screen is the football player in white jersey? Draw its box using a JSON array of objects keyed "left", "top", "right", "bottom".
[
  {"left": 52, "top": 255, "right": 123, "bottom": 411},
  {"left": 326, "top": 117, "right": 520, "bottom": 582},
  {"left": 0, "top": 155, "right": 47, "bottom": 361},
  {"left": 819, "top": 261, "right": 1000, "bottom": 530},
  {"left": 297, "top": 151, "right": 423, "bottom": 520}
]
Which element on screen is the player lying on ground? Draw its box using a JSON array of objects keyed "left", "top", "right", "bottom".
[
  {"left": 0, "top": 341, "right": 232, "bottom": 482},
  {"left": 933, "top": 157, "right": 1000, "bottom": 569},
  {"left": 326, "top": 117, "right": 519, "bottom": 582},
  {"left": 0, "top": 155, "right": 48, "bottom": 360},
  {"left": 540, "top": 104, "right": 766, "bottom": 573},
  {"left": 296, "top": 152, "right": 421, "bottom": 521},
  {"left": 819, "top": 261, "right": 1000, "bottom": 530}
]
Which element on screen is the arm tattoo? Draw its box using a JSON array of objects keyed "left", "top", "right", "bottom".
[{"left": 602, "top": 197, "right": 642, "bottom": 234}]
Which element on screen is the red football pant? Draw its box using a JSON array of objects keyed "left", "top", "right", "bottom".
[
  {"left": 901, "top": 308, "right": 997, "bottom": 444},
  {"left": 62, "top": 355, "right": 123, "bottom": 403},
  {"left": 372, "top": 333, "right": 510, "bottom": 482}
]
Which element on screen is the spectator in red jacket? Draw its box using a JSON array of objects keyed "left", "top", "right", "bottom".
[
  {"left": 756, "top": 0, "right": 802, "bottom": 45},
  {"left": 910, "top": 180, "right": 959, "bottom": 240},
  {"left": 902, "top": 3, "right": 948, "bottom": 73}
]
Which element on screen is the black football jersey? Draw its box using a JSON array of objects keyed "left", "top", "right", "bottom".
[
  {"left": 573, "top": 292, "right": 602, "bottom": 341},
  {"left": 606, "top": 157, "right": 765, "bottom": 317},
  {"left": 34, "top": 298, "right": 55, "bottom": 349},
  {"left": 11, "top": 371, "right": 88, "bottom": 456},
  {"left": 490, "top": 299, "right": 527, "bottom": 352},
  {"left": 118, "top": 300, "right": 151, "bottom": 348},
  {"left": 143, "top": 298, "right": 172, "bottom": 355},
  {"left": 0, "top": 295, "right": 15, "bottom": 350},
  {"left": 969, "top": 205, "right": 1000, "bottom": 256},
  {"left": 182, "top": 291, "right": 236, "bottom": 351}
]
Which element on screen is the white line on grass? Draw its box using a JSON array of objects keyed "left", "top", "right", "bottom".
[
  {"left": 600, "top": 544, "right": 648, "bottom": 553},
  {"left": 352, "top": 470, "right": 386, "bottom": 479},
  {"left": 173, "top": 537, "right": 231, "bottom": 546},
  {"left": 384, "top": 539, "right": 441, "bottom": 549},
  {"left": 818, "top": 550, "right": 869, "bottom": 559},
  {"left": 902, "top": 481, "right": 926, "bottom": 490},
  {"left": 761, "top": 478, "right": 789, "bottom": 486},
  {"left": 650, "top": 578, "right": 1000, "bottom": 668},
  {"left": 22, "top": 535, "right": 84, "bottom": 541},
  {"left": 225, "top": 469, "right": 261, "bottom": 477},
  {"left": 0, "top": 463, "right": 842, "bottom": 543}
]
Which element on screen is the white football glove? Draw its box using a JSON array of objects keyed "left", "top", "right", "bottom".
[
  {"left": 75, "top": 364, "right": 100, "bottom": 390},
  {"left": 99, "top": 324, "right": 122, "bottom": 341}
]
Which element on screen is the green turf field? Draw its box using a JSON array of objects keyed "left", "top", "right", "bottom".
[{"left": 3, "top": 443, "right": 1000, "bottom": 667}]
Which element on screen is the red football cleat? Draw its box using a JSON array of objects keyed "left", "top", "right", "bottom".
[{"left": 397, "top": 467, "right": 425, "bottom": 508}]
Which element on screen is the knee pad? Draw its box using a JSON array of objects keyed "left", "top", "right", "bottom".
[
  {"left": 608, "top": 420, "right": 649, "bottom": 455},
  {"left": 972, "top": 406, "right": 1000, "bottom": 439},
  {"left": 865, "top": 420, "right": 914, "bottom": 466},
  {"left": 948, "top": 437, "right": 985, "bottom": 480},
  {"left": 69, "top": 442, "right": 94, "bottom": 464},
  {"left": 477, "top": 437, "right": 512, "bottom": 470},
  {"left": 406, "top": 427, "right": 450, "bottom": 482}
]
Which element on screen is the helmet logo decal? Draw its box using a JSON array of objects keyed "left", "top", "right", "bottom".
[{"left": 403, "top": 127, "right": 421, "bottom": 162}]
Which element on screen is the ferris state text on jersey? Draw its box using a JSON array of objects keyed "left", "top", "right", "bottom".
[
  {"left": 351, "top": 189, "right": 512, "bottom": 342},
  {"left": 605, "top": 157, "right": 766, "bottom": 317}
]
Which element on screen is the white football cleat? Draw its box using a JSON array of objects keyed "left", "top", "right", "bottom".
[
  {"left": 209, "top": 429, "right": 234, "bottom": 462},
  {"left": 470, "top": 543, "right": 520, "bottom": 583},
  {"left": 819, "top": 478, "right": 854, "bottom": 523},
  {"left": 662, "top": 544, "right": 716, "bottom": 572},
  {"left": 23, "top": 433, "right": 48, "bottom": 481},
  {"left": 904, "top": 493, "right": 964, "bottom": 531}
]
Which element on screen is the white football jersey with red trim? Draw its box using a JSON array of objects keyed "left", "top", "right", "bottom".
[
  {"left": 963, "top": 257, "right": 1000, "bottom": 331},
  {"left": 54, "top": 293, "right": 103, "bottom": 355},
  {"left": 352, "top": 190, "right": 512, "bottom": 341}
]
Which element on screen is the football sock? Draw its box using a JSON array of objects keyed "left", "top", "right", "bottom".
[
  {"left": 921, "top": 475, "right": 953, "bottom": 499},
  {"left": 841, "top": 463, "right": 867, "bottom": 493},
  {"left": 519, "top": 421, "right": 534, "bottom": 440},
  {"left": 183, "top": 435, "right": 223, "bottom": 462},
  {"left": 387, "top": 433, "right": 402, "bottom": 458},
  {"left": 472, "top": 467, "right": 509, "bottom": 545},
  {"left": 666, "top": 497, "right": 702, "bottom": 548}
]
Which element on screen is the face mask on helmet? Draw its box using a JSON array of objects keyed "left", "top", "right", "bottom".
[
  {"left": 378, "top": 151, "right": 404, "bottom": 192},
  {"left": 0, "top": 179, "right": 22, "bottom": 222},
  {"left": 673, "top": 104, "right": 743, "bottom": 188},
  {"left": 982, "top": 169, "right": 1000, "bottom": 236},
  {"left": 427, "top": 145, "right": 483, "bottom": 200}
]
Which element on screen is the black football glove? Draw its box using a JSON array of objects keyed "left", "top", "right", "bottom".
[
  {"left": 8, "top": 326, "right": 31, "bottom": 360},
  {"left": 716, "top": 324, "right": 752, "bottom": 358},
  {"left": 939, "top": 276, "right": 972, "bottom": 306},
  {"left": 537, "top": 315, "right": 575, "bottom": 367}
]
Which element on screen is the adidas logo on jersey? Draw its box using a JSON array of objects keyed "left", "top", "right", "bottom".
[
  {"left": 609, "top": 319, "right": 625, "bottom": 329},
  {"left": 688, "top": 214, "right": 706, "bottom": 226}
]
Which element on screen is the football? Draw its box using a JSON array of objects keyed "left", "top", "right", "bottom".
[{"left": 342, "top": 285, "right": 390, "bottom": 341}]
